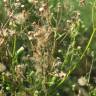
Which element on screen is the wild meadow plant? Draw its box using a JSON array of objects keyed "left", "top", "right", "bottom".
[{"left": 0, "top": 0, "right": 96, "bottom": 96}]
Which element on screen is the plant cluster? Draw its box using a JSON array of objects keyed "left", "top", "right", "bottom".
[{"left": 0, "top": 0, "right": 96, "bottom": 96}]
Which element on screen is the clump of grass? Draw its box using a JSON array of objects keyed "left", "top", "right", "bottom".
[{"left": 0, "top": 0, "right": 96, "bottom": 96}]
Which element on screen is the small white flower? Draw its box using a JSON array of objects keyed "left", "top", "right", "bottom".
[
  {"left": 6, "top": 71, "right": 12, "bottom": 77},
  {"left": 58, "top": 49, "right": 62, "bottom": 53},
  {"left": 21, "top": 5, "right": 24, "bottom": 8},
  {"left": 58, "top": 71, "right": 66, "bottom": 78},
  {"left": 77, "top": 46, "right": 81, "bottom": 50},
  {"left": 39, "top": 7, "right": 44, "bottom": 12},
  {"left": 78, "top": 77, "right": 87, "bottom": 86},
  {"left": 14, "top": 2, "right": 21, "bottom": 8}
]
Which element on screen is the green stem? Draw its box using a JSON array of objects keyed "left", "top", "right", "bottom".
[
  {"left": 12, "top": 35, "right": 17, "bottom": 69},
  {"left": 80, "top": 0, "right": 96, "bottom": 60},
  {"left": 56, "top": 0, "right": 96, "bottom": 89}
]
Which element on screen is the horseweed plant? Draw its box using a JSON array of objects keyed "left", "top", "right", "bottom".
[{"left": 0, "top": 0, "right": 96, "bottom": 96}]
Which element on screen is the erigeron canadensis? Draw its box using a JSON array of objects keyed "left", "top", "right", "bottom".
[{"left": 31, "top": 26, "right": 54, "bottom": 74}]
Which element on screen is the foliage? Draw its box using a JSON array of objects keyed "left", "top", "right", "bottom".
[{"left": 0, "top": 0, "right": 96, "bottom": 96}]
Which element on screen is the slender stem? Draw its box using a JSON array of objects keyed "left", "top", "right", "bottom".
[{"left": 80, "top": 0, "right": 96, "bottom": 60}]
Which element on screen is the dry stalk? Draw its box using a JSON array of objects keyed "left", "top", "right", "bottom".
[{"left": 32, "top": 26, "right": 54, "bottom": 75}]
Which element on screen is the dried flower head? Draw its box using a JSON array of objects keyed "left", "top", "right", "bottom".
[
  {"left": 15, "top": 64, "right": 27, "bottom": 81},
  {"left": 0, "top": 30, "right": 6, "bottom": 46},
  {"left": 3, "top": 0, "right": 7, "bottom": 3},
  {"left": 5, "top": 71, "right": 12, "bottom": 77},
  {"left": 58, "top": 71, "right": 66, "bottom": 78},
  {"left": 3, "top": 0, "right": 9, "bottom": 7},
  {"left": 80, "top": 0, "right": 85, "bottom": 6},
  {"left": 0, "top": 63, "right": 6, "bottom": 72},
  {"left": 0, "top": 36, "right": 5, "bottom": 47},
  {"left": 15, "top": 11, "right": 28, "bottom": 24},
  {"left": 15, "top": 64, "right": 27, "bottom": 73},
  {"left": 0, "top": 90, "right": 5, "bottom": 96}
]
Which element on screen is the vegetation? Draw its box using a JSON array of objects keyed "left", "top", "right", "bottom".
[{"left": 0, "top": 0, "right": 96, "bottom": 96}]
